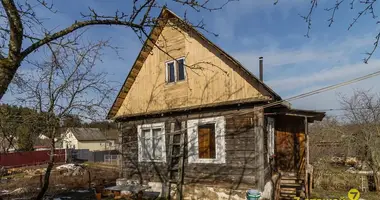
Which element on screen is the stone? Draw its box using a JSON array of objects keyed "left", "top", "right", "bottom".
[{"left": 260, "top": 181, "right": 273, "bottom": 200}]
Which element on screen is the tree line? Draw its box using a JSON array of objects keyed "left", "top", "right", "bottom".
[{"left": 0, "top": 104, "right": 116, "bottom": 153}]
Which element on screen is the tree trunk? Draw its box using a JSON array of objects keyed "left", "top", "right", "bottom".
[
  {"left": 374, "top": 169, "right": 380, "bottom": 193},
  {"left": 35, "top": 134, "right": 55, "bottom": 200},
  {"left": 0, "top": 59, "right": 19, "bottom": 100}
]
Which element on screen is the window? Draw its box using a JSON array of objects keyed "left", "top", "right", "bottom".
[
  {"left": 137, "top": 123, "right": 166, "bottom": 162},
  {"left": 166, "top": 58, "right": 185, "bottom": 83},
  {"left": 187, "top": 116, "right": 226, "bottom": 164},
  {"left": 198, "top": 124, "right": 216, "bottom": 159},
  {"left": 177, "top": 59, "right": 185, "bottom": 81},
  {"left": 167, "top": 62, "right": 175, "bottom": 83}
]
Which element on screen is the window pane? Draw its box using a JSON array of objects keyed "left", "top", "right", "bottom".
[
  {"left": 141, "top": 129, "right": 150, "bottom": 160},
  {"left": 177, "top": 59, "right": 185, "bottom": 81},
  {"left": 152, "top": 128, "right": 162, "bottom": 160},
  {"left": 198, "top": 124, "right": 216, "bottom": 159},
  {"left": 167, "top": 62, "right": 175, "bottom": 83}
]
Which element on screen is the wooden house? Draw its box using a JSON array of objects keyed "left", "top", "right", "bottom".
[{"left": 107, "top": 8, "right": 325, "bottom": 200}]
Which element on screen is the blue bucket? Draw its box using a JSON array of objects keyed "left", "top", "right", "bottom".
[{"left": 246, "top": 189, "right": 261, "bottom": 200}]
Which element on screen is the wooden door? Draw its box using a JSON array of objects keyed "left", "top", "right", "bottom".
[{"left": 275, "top": 116, "right": 305, "bottom": 172}]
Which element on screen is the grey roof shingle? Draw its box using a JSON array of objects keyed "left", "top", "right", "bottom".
[{"left": 68, "top": 128, "right": 106, "bottom": 141}]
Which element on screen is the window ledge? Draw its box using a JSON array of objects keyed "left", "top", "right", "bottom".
[
  {"left": 189, "top": 158, "right": 225, "bottom": 164},
  {"left": 139, "top": 159, "right": 166, "bottom": 163},
  {"left": 165, "top": 80, "right": 187, "bottom": 86}
]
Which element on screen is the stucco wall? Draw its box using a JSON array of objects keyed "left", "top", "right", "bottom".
[{"left": 77, "top": 141, "right": 108, "bottom": 151}]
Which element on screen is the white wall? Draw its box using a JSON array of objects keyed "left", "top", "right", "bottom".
[
  {"left": 62, "top": 130, "right": 79, "bottom": 149},
  {"left": 78, "top": 140, "right": 110, "bottom": 151}
]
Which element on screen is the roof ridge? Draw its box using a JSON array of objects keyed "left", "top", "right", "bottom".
[{"left": 107, "top": 7, "right": 282, "bottom": 119}]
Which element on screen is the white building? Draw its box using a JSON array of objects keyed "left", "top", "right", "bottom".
[{"left": 62, "top": 128, "right": 118, "bottom": 151}]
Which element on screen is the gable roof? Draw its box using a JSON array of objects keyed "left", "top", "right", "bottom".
[
  {"left": 68, "top": 128, "right": 106, "bottom": 141},
  {"left": 107, "top": 8, "right": 281, "bottom": 119},
  {"left": 104, "top": 129, "right": 119, "bottom": 141}
]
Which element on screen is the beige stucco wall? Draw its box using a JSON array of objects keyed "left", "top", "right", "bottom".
[
  {"left": 116, "top": 20, "right": 265, "bottom": 117},
  {"left": 77, "top": 141, "right": 108, "bottom": 151}
]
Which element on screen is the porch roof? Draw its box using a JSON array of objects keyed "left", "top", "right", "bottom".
[{"left": 265, "top": 102, "right": 325, "bottom": 122}]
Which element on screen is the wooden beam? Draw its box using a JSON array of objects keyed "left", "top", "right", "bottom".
[{"left": 255, "top": 108, "right": 265, "bottom": 191}]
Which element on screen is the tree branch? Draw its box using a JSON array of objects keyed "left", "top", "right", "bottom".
[
  {"left": 1, "top": 0, "right": 23, "bottom": 61},
  {"left": 20, "top": 19, "right": 143, "bottom": 59}
]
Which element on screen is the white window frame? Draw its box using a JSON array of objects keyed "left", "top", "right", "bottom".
[
  {"left": 267, "top": 117, "right": 275, "bottom": 162},
  {"left": 165, "top": 57, "right": 186, "bottom": 83},
  {"left": 137, "top": 122, "right": 166, "bottom": 162},
  {"left": 187, "top": 116, "right": 226, "bottom": 164}
]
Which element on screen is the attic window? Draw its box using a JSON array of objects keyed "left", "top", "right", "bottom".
[{"left": 166, "top": 58, "right": 186, "bottom": 83}]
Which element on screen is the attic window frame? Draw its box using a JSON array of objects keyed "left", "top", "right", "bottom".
[{"left": 165, "top": 57, "right": 186, "bottom": 83}]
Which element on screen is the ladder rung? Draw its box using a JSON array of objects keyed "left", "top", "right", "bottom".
[
  {"left": 168, "top": 179, "right": 178, "bottom": 183},
  {"left": 171, "top": 154, "right": 183, "bottom": 158}
]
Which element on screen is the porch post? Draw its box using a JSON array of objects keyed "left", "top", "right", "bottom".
[
  {"left": 304, "top": 117, "right": 309, "bottom": 198},
  {"left": 255, "top": 108, "right": 265, "bottom": 191}
]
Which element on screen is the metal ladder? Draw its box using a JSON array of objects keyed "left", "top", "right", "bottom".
[{"left": 166, "top": 121, "right": 186, "bottom": 200}]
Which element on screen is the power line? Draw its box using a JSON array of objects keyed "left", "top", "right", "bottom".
[
  {"left": 121, "top": 69, "right": 380, "bottom": 143},
  {"left": 4, "top": 69, "right": 380, "bottom": 143}
]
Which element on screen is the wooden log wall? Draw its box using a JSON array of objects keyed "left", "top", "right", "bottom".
[{"left": 119, "top": 108, "right": 265, "bottom": 189}]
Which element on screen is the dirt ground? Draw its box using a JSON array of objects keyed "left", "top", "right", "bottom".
[
  {"left": 311, "top": 188, "right": 379, "bottom": 200},
  {"left": 0, "top": 162, "right": 119, "bottom": 200}
]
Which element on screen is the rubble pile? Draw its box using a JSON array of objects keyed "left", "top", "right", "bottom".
[{"left": 56, "top": 163, "right": 87, "bottom": 176}]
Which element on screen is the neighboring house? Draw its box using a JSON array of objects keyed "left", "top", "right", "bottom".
[
  {"left": 107, "top": 8, "right": 325, "bottom": 200},
  {"left": 62, "top": 128, "right": 118, "bottom": 151},
  {"left": 104, "top": 129, "right": 120, "bottom": 151}
]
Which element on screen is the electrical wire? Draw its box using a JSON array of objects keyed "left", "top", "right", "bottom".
[{"left": 4, "top": 69, "right": 380, "bottom": 143}]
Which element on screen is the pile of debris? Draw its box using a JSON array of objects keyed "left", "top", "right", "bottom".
[
  {"left": 56, "top": 164, "right": 87, "bottom": 176},
  {"left": 24, "top": 168, "right": 46, "bottom": 176}
]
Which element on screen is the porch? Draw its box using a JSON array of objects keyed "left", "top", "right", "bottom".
[{"left": 265, "top": 106, "right": 325, "bottom": 199}]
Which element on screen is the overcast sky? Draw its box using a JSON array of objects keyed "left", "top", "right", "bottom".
[{"left": 3, "top": 0, "right": 380, "bottom": 118}]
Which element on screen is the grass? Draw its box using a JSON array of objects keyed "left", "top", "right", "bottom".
[
  {"left": 311, "top": 162, "right": 379, "bottom": 200},
  {"left": 2, "top": 172, "right": 25, "bottom": 179}
]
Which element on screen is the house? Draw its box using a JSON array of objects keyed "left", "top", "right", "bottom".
[
  {"left": 62, "top": 128, "right": 118, "bottom": 151},
  {"left": 107, "top": 8, "right": 325, "bottom": 200}
]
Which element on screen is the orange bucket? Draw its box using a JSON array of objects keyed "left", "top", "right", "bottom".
[{"left": 96, "top": 193, "right": 101, "bottom": 200}]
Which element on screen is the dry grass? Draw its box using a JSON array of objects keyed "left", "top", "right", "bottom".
[
  {"left": 312, "top": 163, "right": 379, "bottom": 200},
  {"left": 0, "top": 163, "right": 119, "bottom": 199},
  {"left": 312, "top": 188, "right": 379, "bottom": 200}
]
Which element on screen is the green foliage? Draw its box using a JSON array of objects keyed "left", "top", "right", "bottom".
[
  {"left": 83, "top": 121, "right": 117, "bottom": 131},
  {"left": 0, "top": 104, "right": 50, "bottom": 151},
  {"left": 61, "top": 114, "right": 82, "bottom": 128}
]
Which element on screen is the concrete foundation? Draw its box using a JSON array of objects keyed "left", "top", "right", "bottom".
[{"left": 174, "top": 184, "right": 247, "bottom": 200}]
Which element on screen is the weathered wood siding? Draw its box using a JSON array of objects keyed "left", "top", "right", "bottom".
[
  {"left": 115, "top": 20, "right": 267, "bottom": 117},
  {"left": 120, "top": 108, "right": 264, "bottom": 189}
]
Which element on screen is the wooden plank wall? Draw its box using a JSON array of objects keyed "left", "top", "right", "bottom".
[
  {"left": 119, "top": 108, "right": 264, "bottom": 189},
  {"left": 116, "top": 19, "right": 265, "bottom": 117}
]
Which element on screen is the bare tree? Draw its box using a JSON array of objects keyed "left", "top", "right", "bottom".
[
  {"left": 0, "top": 0, "right": 235, "bottom": 100},
  {"left": 12, "top": 39, "right": 115, "bottom": 199},
  {"left": 274, "top": 0, "right": 379, "bottom": 63},
  {"left": 340, "top": 89, "right": 380, "bottom": 192}
]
